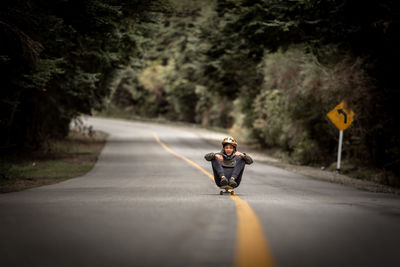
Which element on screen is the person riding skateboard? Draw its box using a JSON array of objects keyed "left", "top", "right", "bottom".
[{"left": 204, "top": 137, "right": 253, "bottom": 188}]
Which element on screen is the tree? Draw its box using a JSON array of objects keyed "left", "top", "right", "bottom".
[{"left": 0, "top": 0, "right": 167, "bottom": 149}]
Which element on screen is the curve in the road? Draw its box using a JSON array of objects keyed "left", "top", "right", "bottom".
[{"left": 154, "top": 132, "right": 276, "bottom": 267}]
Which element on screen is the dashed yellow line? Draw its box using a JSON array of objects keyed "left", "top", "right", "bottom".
[{"left": 153, "top": 133, "right": 276, "bottom": 267}]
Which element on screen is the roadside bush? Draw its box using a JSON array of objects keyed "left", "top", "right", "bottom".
[
  {"left": 195, "top": 86, "right": 234, "bottom": 128},
  {"left": 244, "top": 46, "right": 373, "bottom": 166}
]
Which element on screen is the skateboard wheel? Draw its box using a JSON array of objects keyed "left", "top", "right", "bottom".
[
  {"left": 230, "top": 191, "right": 234, "bottom": 195},
  {"left": 220, "top": 191, "right": 223, "bottom": 195}
]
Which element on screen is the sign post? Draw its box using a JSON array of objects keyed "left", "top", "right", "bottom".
[
  {"left": 337, "top": 130, "right": 343, "bottom": 171},
  {"left": 327, "top": 101, "right": 355, "bottom": 172}
]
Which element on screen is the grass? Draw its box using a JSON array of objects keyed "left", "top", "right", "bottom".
[{"left": 0, "top": 130, "right": 107, "bottom": 193}]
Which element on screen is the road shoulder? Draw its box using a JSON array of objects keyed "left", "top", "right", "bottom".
[{"left": 0, "top": 129, "right": 107, "bottom": 193}]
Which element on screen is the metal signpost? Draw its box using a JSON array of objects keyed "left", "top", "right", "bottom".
[{"left": 327, "top": 101, "right": 355, "bottom": 172}]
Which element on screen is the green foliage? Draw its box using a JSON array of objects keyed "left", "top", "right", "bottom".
[
  {"left": 110, "top": 1, "right": 235, "bottom": 126},
  {"left": 246, "top": 46, "right": 377, "bottom": 166},
  {"left": 249, "top": 50, "right": 327, "bottom": 165},
  {"left": 0, "top": 0, "right": 167, "bottom": 149},
  {"left": 252, "top": 89, "right": 291, "bottom": 148}
]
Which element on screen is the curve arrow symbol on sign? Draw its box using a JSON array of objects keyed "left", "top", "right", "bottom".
[
  {"left": 337, "top": 109, "right": 348, "bottom": 124},
  {"left": 327, "top": 101, "right": 355, "bottom": 131}
]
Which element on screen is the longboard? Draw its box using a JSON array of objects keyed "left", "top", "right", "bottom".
[{"left": 220, "top": 185, "right": 234, "bottom": 195}]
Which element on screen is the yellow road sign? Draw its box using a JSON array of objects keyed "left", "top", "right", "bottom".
[{"left": 327, "top": 101, "right": 355, "bottom": 131}]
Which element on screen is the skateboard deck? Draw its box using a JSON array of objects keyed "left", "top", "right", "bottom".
[{"left": 220, "top": 185, "right": 234, "bottom": 195}]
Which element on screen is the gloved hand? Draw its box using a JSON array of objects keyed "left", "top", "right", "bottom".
[
  {"left": 215, "top": 154, "right": 223, "bottom": 162},
  {"left": 235, "top": 151, "right": 245, "bottom": 157}
]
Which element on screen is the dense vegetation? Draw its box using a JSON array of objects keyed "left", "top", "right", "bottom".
[
  {"left": 0, "top": 0, "right": 167, "bottom": 149},
  {"left": 1, "top": 0, "right": 399, "bottom": 184}
]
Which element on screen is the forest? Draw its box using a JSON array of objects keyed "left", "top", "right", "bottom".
[{"left": 1, "top": 0, "right": 399, "bottom": 185}]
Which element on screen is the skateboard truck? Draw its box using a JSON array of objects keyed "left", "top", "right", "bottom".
[{"left": 219, "top": 185, "right": 234, "bottom": 195}]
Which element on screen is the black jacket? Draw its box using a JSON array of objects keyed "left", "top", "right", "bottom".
[{"left": 204, "top": 149, "right": 253, "bottom": 168}]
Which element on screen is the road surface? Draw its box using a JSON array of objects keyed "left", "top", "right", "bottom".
[{"left": 1, "top": 117, "right": 399, "bottom": 267}]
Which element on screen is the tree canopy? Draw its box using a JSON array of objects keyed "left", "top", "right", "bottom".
[{"left": 0, "top": 0, "right": 168, "bottom": 148}]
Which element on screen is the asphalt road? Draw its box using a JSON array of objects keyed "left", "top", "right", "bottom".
[{"left": 1, "top": 117, "right": 400, "bottom": 267}]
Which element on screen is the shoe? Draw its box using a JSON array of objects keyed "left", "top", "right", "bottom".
[
  {"left": 229, "top": 177, "right": 237, "bottom": 188},
  {"left": 220, "top": 176, "right": 228, "bottom": 186}
]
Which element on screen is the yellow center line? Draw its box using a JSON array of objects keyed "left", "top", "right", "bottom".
[{"left": 153, "top": 133, "right": 276, "bottom": 267}]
